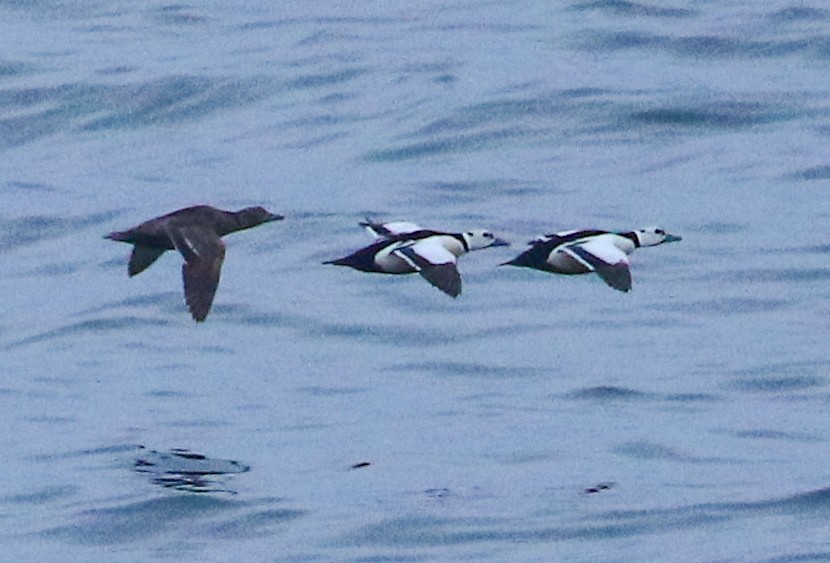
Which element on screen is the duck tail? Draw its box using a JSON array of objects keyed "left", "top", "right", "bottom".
[
  {"left": 323, "top": 257, "right": 349, "bottom": 266},
  {"left": 104, "top": 231, "right": 128, "bottom": 241}
]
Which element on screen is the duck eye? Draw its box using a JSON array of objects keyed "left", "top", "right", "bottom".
[{"left": 655, "top": 229, "right": 665, "bottom": 235}]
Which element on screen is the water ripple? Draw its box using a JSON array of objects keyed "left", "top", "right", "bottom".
[
  {"left": 700, "top": 268, "right": 830, "bottom": 283},
  {"left": 286, "top": 67, "right": 369, "bottom": 90},
  {"left": 730, "top": 375, "right": 825, "bottom": 393},
  {"left": 0, "top": 486, "right": 77, "bottom": 505},
  {"left": 565, "top": 385, "right": 648, "bottom": 400},
  {"left": 0, "top": 60, "right": 32, "bottom": 77},
  {"left": 6, "top": 317, "right": 172, "bottom": 349},
  {"left": 734, "top": 429, "right": 821, "bottom": 443},
  {"left": 615, "top": 440, "right": 722, "bottom": 463},
  {"left": 40, "top": 496, "right": 238, "bottom": 545},
  {"left": 393, "top": 361, "right": 541, "bottom": 379},
  {"left": 0, "top": 75, "right": 275, "bottom": 147},
  {"left": 629, "top": 102, "right": 791, "bottom": 129},
  {"left": 578, "top": 30, "right": 830, "bottom": 59},
  {"left": 788, "top": 165, "right": 830, "bottom": 180},
  {"left": 152, "top": 4, "right": 209, "bottom": 26},
  {"left": 0, "top": 211, "right": 118, "bottom": 253},
  {"left": 337, "top": 487, "right": 830, "bottom": 549},
  {"left": 769, "top": 7, "right": 830, "bottom": 23},
  {"left": 362, "top": 87, "right": 807, "bottom": 161},
  {"left": 364, "top": 127, "right": 534, "bottom": 162},
  {"left": 571, "top": 1, "right": 696, "bottom": 18},
  {"left": 658, "top": 297, "right": 789, "bottom": 315}
]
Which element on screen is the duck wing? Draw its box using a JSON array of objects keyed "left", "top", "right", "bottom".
[
  {"left": 564, "top": 238, "right": 632, "bottom": 292},
  {"left": 361, "top": 219, "right": 424, "bottom": 239},
  {"left": 128, "top": 246, "right": 166, "bottom": 277},
  {"left": 168, "top": 226, "right": 226, "bottom": 321},
  {"left": 394, "top": 240, "right": 462, "bottom": 297}
]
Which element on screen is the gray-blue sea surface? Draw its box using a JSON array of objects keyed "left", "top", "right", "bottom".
[{"left": 1, "top": 1, "right": 829, "bottom": 561}]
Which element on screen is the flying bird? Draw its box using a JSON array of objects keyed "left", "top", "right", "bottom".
[
  {"left": 502, "top": 227, "right": 681, "bottom": 292},
  {"left": 325, "top": 219, "right": 509, "bottom": 297},
  {"left": 106, "top": 205, "right": 283, "bottom": 321}
]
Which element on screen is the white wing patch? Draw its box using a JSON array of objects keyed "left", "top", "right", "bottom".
[
  {"left": 364, "top": 221, "right": 424, "bottom": 238},
  {"left": 573, "top": 237, "right": 629, "bottom": 267},
  {"left": 407, "top": 239, "right": 456, "bottom": 266},
  {"left": 394, "top": 240, "right": 462, "bottom": 297},
  {"left": 565, "top": 237, "right": 632, "bottom": 292}
]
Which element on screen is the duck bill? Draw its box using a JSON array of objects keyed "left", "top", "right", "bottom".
[
  {"left": 266, "top": 213, "right": 285, "bottom": 222},
  {"left": 491, "top": 238, "right": 510, "bottom": 247},
  {"left": 664, "top": 234, "right": 682, "bottom": 243}
]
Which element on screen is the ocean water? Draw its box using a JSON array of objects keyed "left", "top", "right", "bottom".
[{"left": 1, "top": 0, "right": 829, "bottom": 561}]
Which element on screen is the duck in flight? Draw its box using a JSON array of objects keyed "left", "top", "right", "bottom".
[
  {"left": 324, "top": 219, "right": 509, "bottom": 297},
  {"left": 502, "top": 227, "right": 681, "bottom": 292},
  {"left": 106, "top": 205, "right": 283, "bottom": 321}
]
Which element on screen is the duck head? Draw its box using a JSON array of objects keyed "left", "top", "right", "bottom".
[
  {"left": 634, "top": 227, "right": 682, "bottom": 247},
  {"left": 463, "top": 229, "right": 510, "bottom": 251}
]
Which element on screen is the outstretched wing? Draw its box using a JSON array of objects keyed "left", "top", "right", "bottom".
[
  {"left": 395, "top": 240, "right": 462, "bottom": 297},
  {"left": 168, "top": 226, "right": 226, "bottom": 321},
  {"left": 361, "top": 219, "right": 424, "bottom": 239},
  {"left": 564, "top": 238, "right": 632, "bottom": 292},
  {"left": 128, "top": 246, "right": 166, "bottom": 277}
]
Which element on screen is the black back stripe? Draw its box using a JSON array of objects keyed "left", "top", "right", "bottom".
[
  {"left": 373, "top": 230, "right": 463, "bottom": 256},
  {"left": 451, "top": 233, "right": 470, "bottom": 252},
  {"left": 619, "top": 231, "right": 640, "bottom": 247},
  {"left": 536, "top": 230, "right": 610, "bottom": 252},
  {"left": 382, "top": 229, "right": 445, "bottom": 244},
  {"left": 382, "top": 230, "right": 468, "bottom": 252},
  {"left": 536, "top": 229, "right": 608, "bottom": 248}
]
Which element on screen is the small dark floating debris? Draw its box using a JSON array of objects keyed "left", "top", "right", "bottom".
[
  {"left": 584, "top": 482, "right": 615, "bottom": 494},
  {"left": 350, "top": 461, "right": 371, "bottom": 469}
]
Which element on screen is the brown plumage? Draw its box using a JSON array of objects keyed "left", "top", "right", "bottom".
[{"left": 106, "top": 205, "right": 283, "bottom": 321}]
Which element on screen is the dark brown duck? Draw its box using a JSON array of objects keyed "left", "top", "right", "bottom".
[{"left": 106, "top": 205, "right": 283, "bottom": 321}]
